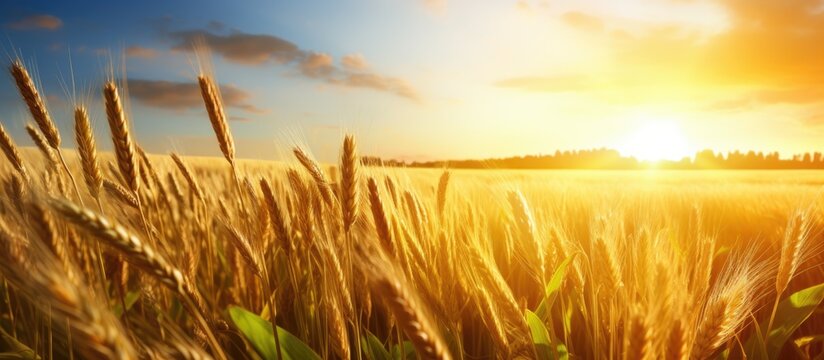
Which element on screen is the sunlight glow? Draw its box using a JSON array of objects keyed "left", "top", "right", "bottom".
[{"left": 618, "top": 120, "right": 691, "bottom": 162}]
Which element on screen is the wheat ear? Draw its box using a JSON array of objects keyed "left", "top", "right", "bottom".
[
  {"left": 369, "top": 269, "right": 452, "bottom": 360},
  {"left": 25, "top": 123, "right": 59, "bottom": 167},
  {"left": 260, "top": 178, "right": 291, "bottom": 256},
  {"left": 11, "top": 61, "right": 87, "bottom": 203},
  {"left": 436, "top": 170, "right": 450, "bottom": 218},
  {"left": 103, "top": 82, "right": 139, "bottom": 194},
  {"left": 624, "top": 311, "right": 650, "bottom": 360},
  {"left": 293, "top": 147, "right": 334, "bottom": 207},
  {"left": 221, "top": 221, "right": 262, "bottom": 277},
  {"left": 691, "top": 279, "right": 750, "bottom": 359},
  {"left": 10, "top": 61, "right": 60, "bottom": 148},
  {"left": 74, "top": 106, "right": 103, "bottom": 201},
  {"left": 48, "top": 198, "right": 227, "bottom": 360},
  {"left": 0, "top": 123, "right": 29, "bottom": 182},
  {"left": 0, "top": 235, "right": 137, "bottom": 360},
  {"left": 103, "top": 179, "right": 139, "bottom": 209},
  {"left": 340, "top": 135, "right": 359, "bottom": 233},
  {"left": 197, "top": 75, "right": 234, "bottom": 165},
  {"left": 367, "top": 177, "right": 394, "bottom": 257},
  {"left": 171, "top": 153, "right": 204, "bottom": 202}
]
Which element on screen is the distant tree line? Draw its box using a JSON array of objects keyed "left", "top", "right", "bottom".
[{"left": 361, "top": 149, "right": 824, "bottom": 170}]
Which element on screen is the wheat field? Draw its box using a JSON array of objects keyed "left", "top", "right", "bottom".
[{"left": 1, "top": 61, "right": 824, "bottom": 360}]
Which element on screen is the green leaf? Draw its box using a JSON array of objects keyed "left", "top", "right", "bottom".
[
  {"left": 228, "top": 306, "right": 321, "bottom": 360},
  {"left": 113, "top": 291, "right": 140, "bottom": 318},
  {"left": 361, "top": 331, "right": 391, "bottom": 360},
  {"left": 556, "top": 343, "right": 569, "bottom": 360},
  {"left": 391, "top": 341, "right": 415, "bottom": 360},
  {"left": 745, "top": 283, "right": 824, "bottom": 359},
  {"left": 527, "top": 310, "right": 553, "bottom": 360},
  {"left": 535, "top": 255, "right": 576, "bottom": 319}
]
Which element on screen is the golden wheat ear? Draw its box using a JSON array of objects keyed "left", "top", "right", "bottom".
[
  {"left": 10, "top": 60, "right": 60, "bottom": 149},
  {"left": 0, "top": 215, "right": 137, "bottom": 360},
  {"left": 103, "top": 82, "right": 140, "bottom": 194},
  {"left": 47, "top": 197, "right": 227, "bottom": 359},
  {"left": 367, "top": 177, "right": 394, "bottom": 256},
  {"left": 357, "top": 246, "right": 453, "bottom": 360},
  {"left": 198, "top": 75, "right": 235, "bottom": 165},
  {"left": 260, "top": 178, "right": 292, "bottom": 256},
  {"left": 25, "top": 123, "right": 59, "bottom": 167},
  {"left": 293, "top": 146, "right": 335, "bottom": 207},
  {"left": 370, "top": 270, "right": 453, "bottom": 360},
  {"left": 436, "top": 170, "right": 450, "bottom": 217},
  {"left": 340, "top": 134, "right": 359, "bottom": 233},
  {"left": 10, "top": 61, "right": 86, "bottom": 203},
  {"left": 74, "top": 106, "right": 103, "bottom": 200},
  {"left": 170, "top": 153, "right": 204, "bottom": 201},
  {"left": 0, "top": 123, "right": 30, "bottom": 182},
  {"left": 103, "top": 178, "right": 139, "bottom": 209}
]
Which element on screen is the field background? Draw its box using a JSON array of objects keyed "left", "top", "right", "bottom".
[{"left": 3, "top": 144, "right": 824, "bottom": 360}]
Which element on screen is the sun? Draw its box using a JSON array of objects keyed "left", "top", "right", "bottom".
[{"left": 617, "top": 120, "right": 691, "bottom": 162}]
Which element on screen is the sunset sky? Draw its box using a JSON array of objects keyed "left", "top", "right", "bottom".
[{"left": 1, "top": 0, "right": 823, "bottom": 161}]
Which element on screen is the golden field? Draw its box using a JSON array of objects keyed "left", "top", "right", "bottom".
[{"left": 2, "top": 63, "right": 824, "bottom": 360}]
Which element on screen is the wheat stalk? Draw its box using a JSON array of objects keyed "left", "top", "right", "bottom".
[
  {"left": 436, "top": 170, "right": 450, "bottom": 218},
  {"left": 74, "top": 106, "right": 103, "bottom": 201},
  {"left": 508, "top": 190, "right": 545, "bottom": 282},
  {"left": 340, "top": 135, "right": 358, "bottom": 233},
  {"left": 25, "top": 123, "right": 59, "bottom": 167},
  {"left": 10, "top": 61, "right": 60, "bottom": 148},
  {"left": 0, "top": 123, "right": 29, "bottom": 182},
  {"left": 171, "top": 153, "right": 204, "bottom": 202},
  {"left": 319, "top": 240, "right": 355, "bottom": 318},
  {"left": 776, "top": 210, "right": 809, "bottom": 295},
  {"left": 260, "top": 178, "right": 291, "bottom": 256},
  {"left": 766, "top": 210, "right": 811, "bottom": 339},
  {"left": 103, "top": 82, "right": 139, "bottom": 194},
  {"left": 103, "top": 179, "right": 139, "bottom": 209},
  {"left": 221, "top": 221, "right": 262, "bottom": 277},
  {"left": 691, "top": 278, "right": 750, "bottom": 359},
  {"left": 327, "top": 298, "right": 350, "bottom": 360},
  {"left": 368, "top": 177, "right": 394, "bottom": 257},
  {"left": 197, "top": 75, "right": 234, "bottom": 165},
  {"left": 48, "top": 197, "right": 227, "bottom": 360},
  {"left": 0, "top": 236, "right": 137, "bottom": 360},
  {"left": 624, "top": 311, "right": 650, "bottom": 360},
  {"left": 11, "top": 61, "right": 86, "bottom": 203},
  {"left": 368, "top": 266, "right": 452, "bottom": 360},
  {"left": 293, "top": 147, "right": 334, "bottom": 207}
]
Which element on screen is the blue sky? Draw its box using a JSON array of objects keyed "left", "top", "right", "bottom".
[
  {"left": 0, "top": 0, "right": 447, "bottom": 161},
  {"left": 2, "top": 0, "right": 824, "bottom": 161}
]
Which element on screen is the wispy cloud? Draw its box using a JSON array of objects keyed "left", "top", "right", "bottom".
[
  {"left": 125, "top": 46, "right": 160, "bottom": 59},
  {"left": 6, "top": 14, "right": 63, "bottom": 31},
  {"left": 170, "top": 30, "right": 302, "bottom": 65},
  {"left": 127, "top": 79, "right": 266, "bottom": 115},
  {"left": 341, "top": 53, "right": 369, "bottom": 70},
  {"left": 333, "top": 73, "right": 419, "bottom": 100},
  {"left": 167, "top": 27, "right": 420, "bottom": 101}
]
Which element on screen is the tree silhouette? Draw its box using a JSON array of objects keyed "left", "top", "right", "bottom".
[{"left": 363, "top": 148, "right": 824, "bottom": 170}]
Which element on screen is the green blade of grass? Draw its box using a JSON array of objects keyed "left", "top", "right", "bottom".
[{"left": 228, "top": 306, "right": 321, "bottom": 360}]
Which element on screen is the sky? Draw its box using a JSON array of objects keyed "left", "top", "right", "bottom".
[{"left": 1, "top": 0, "right": 824, "bottom": 162}]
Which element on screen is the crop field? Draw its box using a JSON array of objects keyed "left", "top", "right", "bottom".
[{"left": 2, "top": 62, "right": 824, "bottom": 360}]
